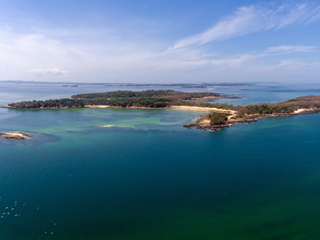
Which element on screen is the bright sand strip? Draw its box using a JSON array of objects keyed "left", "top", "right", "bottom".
[
  {"left": 294, "top": 108, "right": 315, "bottom": 114},
  {"left": 170, "top": 106, "right": 236, "bottom": 114},
  {"left": 85, "top": 105, "right": 110, "bottom": 108}
]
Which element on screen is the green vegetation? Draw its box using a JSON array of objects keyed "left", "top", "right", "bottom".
[{"left": 208, "top": 112, "right": 230, "bottom": 125}]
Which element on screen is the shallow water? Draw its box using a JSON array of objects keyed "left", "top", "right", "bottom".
[{"left": 0, "top": 83, "right": 320, "bottom": 239}]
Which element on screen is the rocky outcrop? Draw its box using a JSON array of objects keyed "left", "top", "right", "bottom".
[
  {"left": 0, "top": 132, "right": 31, "bottom": 140},
  {"left": 183, "top": 114, "right": 258, "bottom": 131}
]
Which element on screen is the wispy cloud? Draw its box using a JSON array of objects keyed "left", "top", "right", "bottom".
[
  {"left": 27, "top": 68, "right": 68, "bottom": 77},
  {"left": 206, "top": 45, "right": 319, "bottom": 70},
  {"left": 172, "top": 3, "right": 320, "bottom": 50},
  {"left": 277, "top": 59, "right": 320, "bottom": 68},
  {"left": 266, "top": 45, "right": 318, "bottom": 53}
]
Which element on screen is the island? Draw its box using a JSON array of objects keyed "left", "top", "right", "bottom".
[
  {"left": 5, "top": 90, "right": 229, "bottom": 109},
  {"left": 4, "top": 90, "right": 320, "bottom": 132},
  {"left": 0, "top": 132, "right": 31, "bottom": 140}
]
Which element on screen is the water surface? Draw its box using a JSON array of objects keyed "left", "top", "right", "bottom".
[{"left": 0, "top": 83, "right": 319, "bottom": 239}]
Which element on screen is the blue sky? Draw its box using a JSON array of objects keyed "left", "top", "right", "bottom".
[{"left": 0, "top": 0, "right": 320, "bottom": 83}]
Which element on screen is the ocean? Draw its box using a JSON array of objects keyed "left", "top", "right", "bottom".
[{"left": 0, "top": 82, "right": 320, "bottom": 239}]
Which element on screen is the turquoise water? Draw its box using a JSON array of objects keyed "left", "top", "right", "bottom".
[{"left": 1, "top": 83, "right": 320, "bottom": 239}]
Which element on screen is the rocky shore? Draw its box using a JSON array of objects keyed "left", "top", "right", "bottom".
[{"left": 0, "top": 132, "right": 31, "bottom": 140}]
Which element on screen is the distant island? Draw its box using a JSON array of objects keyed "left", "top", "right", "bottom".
[
  {"left": 0, "top": 80, "right": 258, "bottom": 87},
  {"left": 181, "top": 85, "right": 207, "bottom": 88},
  {"left": 4, "top": 90, "right": 320, "bottom": 132},
  {"left": 104, "top": 83, "right": 255, "bottom": 87}
]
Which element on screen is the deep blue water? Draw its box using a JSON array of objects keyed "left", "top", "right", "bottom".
[{"left": 0, "top": 83, "right": 320, "bottom": 239}]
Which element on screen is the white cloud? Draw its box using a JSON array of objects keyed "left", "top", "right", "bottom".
[
  {"left": 27, "top": 68, "right": 68, "bottom": 77},
  {"left": 266, "top": 45, "right": 318, "bottom": 53},
  {"left": 172, "top": 3, "right": 320, "bottom": 50}
]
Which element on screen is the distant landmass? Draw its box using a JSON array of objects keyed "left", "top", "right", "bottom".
[
  {"left": 0, "top": 80, "right": 257, "bottom": 87},
  {"left": 181, "top": 85, "right": 207, "bottom": 88}
]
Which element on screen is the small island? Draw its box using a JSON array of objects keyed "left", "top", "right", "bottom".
[{"left": 0, "top": 132, "right": 31, "bottom": 140}]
